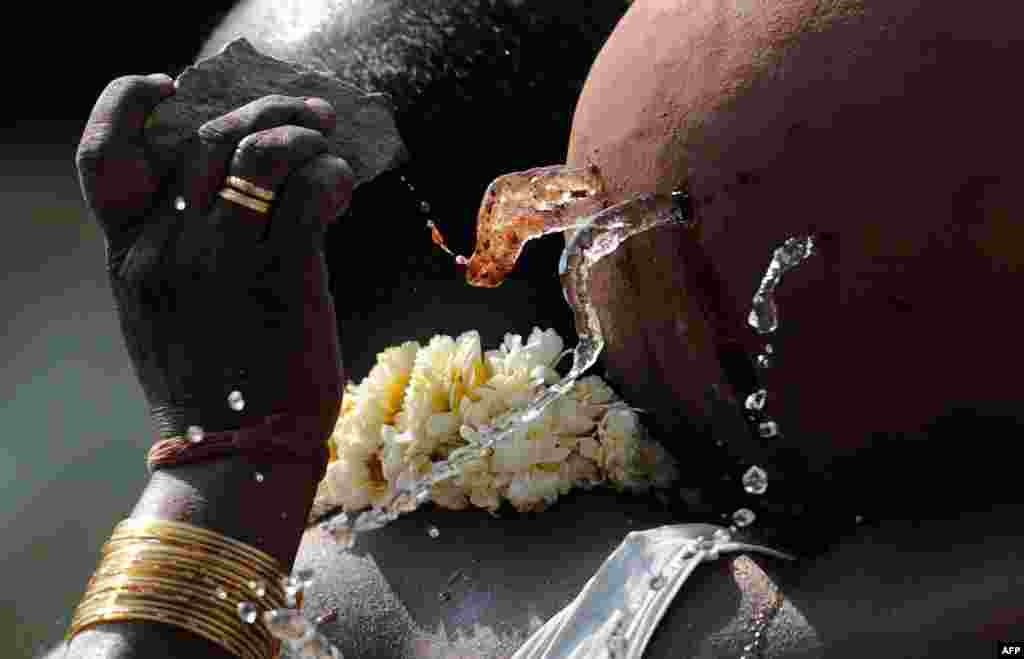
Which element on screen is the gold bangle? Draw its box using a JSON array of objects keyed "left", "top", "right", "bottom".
[
  {"left": 226, "top": 176, "right": 276, "bottom": 202},
  {"left": 92, "top": 548, "right": 285, "bottom": 606},
  {"left": 67, "top": 518, "right": 289, "bottom": 659},
  {"left": 72, "top": 595, "right": 261, "bottom": 659},
  {"left": 71, "top": 577, "right": 264, "bottom": 659},
  {"left": 73, "top": 570, "right": 273, "bottom": 656},
  {"left": 219, "top": 188, "right": 272, "bottom": 214},
  {"left": 109, "top": 519, "right": 282, "bottom": 574},
  {"left": 100, "top": 541, "right": 284, "bottom": 594}
]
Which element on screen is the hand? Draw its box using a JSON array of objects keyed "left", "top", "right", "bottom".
[{"left": 76, "top": 75, "right": 354, "bottom": 448}]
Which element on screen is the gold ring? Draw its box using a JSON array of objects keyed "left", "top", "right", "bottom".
[
  {"left": 219, "top": 188, "right": 271, "bottom": 214},
  {"left": 226, "top": 176, "right": 275, "bottom": 201}
]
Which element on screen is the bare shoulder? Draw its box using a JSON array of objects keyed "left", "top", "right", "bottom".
[
  {"left": 297, "top": 489, "right": 678, "bottom": 657},
  {"left": 299, "top": 501, "right": 1024, "bottom": 658},
  {"left": 42, "top": 504, "right": 1021, "bottom": 658},
  {"left": 646, "top": 505, "right": 1024, "bottom": 658}
]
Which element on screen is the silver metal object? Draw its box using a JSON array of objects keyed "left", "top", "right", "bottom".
[{"left": 511, "top": 523, "right": 795, "bottom": 659}]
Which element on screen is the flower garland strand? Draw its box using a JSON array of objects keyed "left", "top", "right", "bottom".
[{"left": 310, "top": 328, "right": 679, "bottom": 520}]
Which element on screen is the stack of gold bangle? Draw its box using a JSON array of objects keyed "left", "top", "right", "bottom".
[
  {"left": 67, "top": 518, "right": 289, "bottom": 659},
  {"left": 220, "top": 175, "right": 276, "bottom": 214}
]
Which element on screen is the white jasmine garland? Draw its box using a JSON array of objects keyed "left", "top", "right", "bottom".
[{"left": 313, "top": 328, "right": 680, "bottom": 517}]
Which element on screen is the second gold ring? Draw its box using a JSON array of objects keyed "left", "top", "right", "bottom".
[
  {"left": 226, "top": 176, "right": 276, "bottom": 202},
  {"left": 219, "top": 188, "right": 271, "bottom": 214}
]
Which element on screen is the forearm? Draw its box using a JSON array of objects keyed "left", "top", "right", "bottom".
[{"left": 65, "top": 454, "right": 325, "bottom": 659}]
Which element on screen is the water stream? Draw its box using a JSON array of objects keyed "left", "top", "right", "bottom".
[
  {"left": 267, "top": 164, "right": 819, "bottom": 655},
  {"left": 324, "top": 180, "right": 696, "bottom": 541}
]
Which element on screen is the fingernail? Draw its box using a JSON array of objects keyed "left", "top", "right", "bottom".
[
  {"left": 149, "top": 73, "right": 176, "bottom": 96},
  {"left": 304, "top": 98, "right": 336, "bottom": 130}
]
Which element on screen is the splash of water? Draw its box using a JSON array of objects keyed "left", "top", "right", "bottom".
[
  {"left": 748, "top": 236, "right": 816, "bottom": 334},
  {"left": 326, "top": 185, "right": 695, "bottom": 539}
]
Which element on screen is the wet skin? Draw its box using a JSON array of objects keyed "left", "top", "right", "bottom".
[
  {"left": 43, "top": 495, "right": 1024, "bottom": 658},
  {"left": 295, "top": 497, "right": 1024, "bottom": 658},
  {"left": 53, "top": 1, "right": 1024, "bottom": 656}
]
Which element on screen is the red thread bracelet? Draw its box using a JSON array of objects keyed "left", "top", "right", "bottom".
[{"left": 147, "top": 412, "right": 330, "bottom": 478}]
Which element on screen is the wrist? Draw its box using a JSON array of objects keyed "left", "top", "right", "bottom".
[
  {"left": 147, "top": 408, "right": 337, "bottom": 479},
  {"left": 134, "top": 452, "right": 324, "bottom": 572},
  {"left": 66, "top": 453, "right": 322, "bottom": 659}
]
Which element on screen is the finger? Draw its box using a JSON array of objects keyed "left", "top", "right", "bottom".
[
  {"left": 208, "top": 125, "right": 329, "bottom": 248},
  {"left": 267, "top": 154, "right": 355, "bottom": 252},
  {"left": 188, "top": 96, "right": 336, "bottom": 211},
  {"left": 76, "top": 74, "right": 175, "bottom": 230},
  {"left": 77, "top": 74, "right": 175, "bottom": 158}
]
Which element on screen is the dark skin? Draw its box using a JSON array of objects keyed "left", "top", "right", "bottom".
[
  {"left": 59, "top": 3, "right": 628, "bottom": 656},
  {"left": 66, "top": 76, "right": 354, "bottom": 659},
  {"left": 57, "top": 1, "right": 1024, "bottom": 656}
]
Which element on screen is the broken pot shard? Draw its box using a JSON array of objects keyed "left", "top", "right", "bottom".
[{"left": 144, "top": 37, "right": 408, "bottom": 187}]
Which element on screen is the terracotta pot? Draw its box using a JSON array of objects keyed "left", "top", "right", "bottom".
[{"left": 566, "top": 0, "right": 1024, "bottom": 471}]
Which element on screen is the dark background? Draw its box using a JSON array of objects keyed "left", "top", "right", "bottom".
[
  {"left": 4, "top": 6, "right": 236, "bottom": 124},
  {"left": 1, "top": 3, "right": 628, "bottom": 656}
]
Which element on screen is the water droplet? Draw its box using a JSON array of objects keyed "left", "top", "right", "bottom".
[
  {"left": 295, "top": 632, "right": 337, "bottom": 658},
  {"left": 238, "top": 601, "right": 258, "bottom": 624},
  {"left": 855, "top": 514, "right": 865, "bottom": 524},
  {"left": 254, "top": 472, "right": 264, "bottom": 483},
  {"left": 419, "top": 201, "right": 431, "bottom": 213},
  {"left": 215, "top": 586, "right": 229, "bottom": 600},
  {"left": 748, "top": 236, "right": 817, "bottom": 334},
  {"left": 732, "top": 507, "right": 757, "bottom": 528},
  {"left": 606, "top": 633, "right": 628, "bottom": 657},
  {"left": 649, "top": 575, "right": 666, "bottom": 590},
  {"left": 174, "top": 195, "right": 187, "bottom": 211},
  {"left": 757, "top": 420, "right": 780, "bottom": 438},
  {"left": 742, "top": 466, "right": 768, "bottom": 495},
  {"left": 314, "top": 609, "right": 338, "bottom": 626},
  {"left": 695, "top": 537, "right": 716, "bottom": 552},
  {"left": 427, "top": 525, "right": 440, "bottom": 539},
  {"left": 294, "top": 568, "right": 316, "bottom": 589},
  {"left": 283, "top": 570, "right": 315, "bottom": 607},
  {"left": 745, "top": 389, "right": 767, "bottom": 411},
  {"left": 756, "top": 354, "right": 772, "bottom": 369},
  {"left": 187, "top": 425, "right": 204, "bottom": 444},
  {"left": 263, "top": 609, "right": 314, "bottom": 643},
  {"left": 748, "top": 295, "right": 779, "bottom": 335},
  {"left": 503, "top": 49, "right": 511, "bottom": 56},
  {"left": 764, "top": 344, "right": 774, "bottom": 354},
  {"left": 438, "top": 591, "right": 452, "bottom": 602},
  {"left": 249, "top": 579, "right": 266, "bottom": 597},
  {"left": 228, "top": 390, "right": 245, "bottom": 411}
]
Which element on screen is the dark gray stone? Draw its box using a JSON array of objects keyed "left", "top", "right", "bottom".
[{"left": 145, "top": 38, "right": 408, "bottom": 187}]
